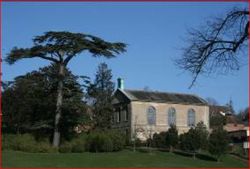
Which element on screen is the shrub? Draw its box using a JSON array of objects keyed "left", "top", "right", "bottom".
[
  {"left": 152, "top": 132, "right": 167, "bottom": 148},
  {"left": 107, "top": 130, "right": 125, "bottom": 151},
  {"left": 179, "top": 129, "right": 199, "bottom": 152},
  {"left": 85, "top": 132, "right": 113, "bottom": 152},
  {"left": 2, "top": 134, "right": 57, "bottom": 153},
  {"left": 165, "top": 125, "right": 178, "bottom": 152},
  {"left": 208, "top": 127, "right": 229, "bottom": 161},
  {"left": 11, "top": 134, "right": 37, "bottom": 152},
  {"left": 70, "top": 134, "right": 87, "bottom": 153},
  {"left": 72, "top": 143, "right": 85, "bottom": 153},
  {"left": 2, "top": 134, "right": 16, "bottom": 150},
  {"left": 59, "top": 142, "right": 72, "bottom": 153},
  {"left": 134, "top": 138, "right": 146, "bottom": 147},
  {"left": 195, "top": 121, "right": 209, "bottom": 150},
  {"left": 37, "top": 142, "right": 58, "bottom": 153},
  {"left": 100, "top": 135, "right": 113, "bottom": 152}
]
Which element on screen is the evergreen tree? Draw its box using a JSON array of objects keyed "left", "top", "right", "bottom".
[
  {"left": 179, "top": 128, "right": 200, "bottom": 159},
  {"left": 195, "top": 121, "right": 209, "bottom": 151},
  {"left": 6, "top": 31, "right": 126, "bottom": 147},
  {"left": 226, "top": 98, "right": 235, "bottom": 114},
  {"left": 208, "top": 127, "right": 229, "bottom": 162},
  {"left": 87, "top": 62, "right": 115, "bottom": 130},
  {"left": 2, "top": 64, "right": 89, "bottom": 141},
  {"left": 165, "top": 125, "right": 178, "bottom": 152}
]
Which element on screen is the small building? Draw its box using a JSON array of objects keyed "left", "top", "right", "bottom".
[
  {"left": 112, "top": 78, "right": 210, "bottom": 141},
  {"left": 209, "top": 105, "right": 249, "bottom": 154}
]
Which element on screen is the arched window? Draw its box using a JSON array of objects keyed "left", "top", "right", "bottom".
[
  {"left": 187, "top": 109, "right": 196, "bottom": 127},
  {"left": 147, "top": 106, "right": 156, "bottom": 125},
  {"left": 168, "top": 107, "right": 176, "bottom": 126}
]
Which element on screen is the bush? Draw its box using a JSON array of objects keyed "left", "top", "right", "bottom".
[
  {"left": 70, "top": 134, "right": 87, "bottom": 153},
  {"left": 165, "top": 125, "right": 178, "bottom": 152},
  {"left": 100, "top": 135, "right": 113, "bottom": 152},
  {"left": 85, "top": 132, "right": 113, "bottom": 152},
  {"left": 8, "top": 134, "right": 38, "bottom": 152},
  {"left": 107, "top": 130, "right": 125, "bottom": 151},
  {"left": 59, "top": 142, "right": 72, "bottom": 153},
  {"left": 134, "top": 138, "right": 146, "bottom": 147},
  {"left": 72, "top": 143, "right": 85, "bottom": 153},
  {"left": 2, "top": 134, "right": 16, "bottom": 150},
  {"left": 209, "top": 127, "right": 229, "bottom": 161},
  {"left": 152, "top": 132, "right": 167, "bottom": 148},
  {"left": 2, "top": 134, "right": 57, "bottom": 153},
  {"left": 37, "top": 142, "right": 58, "bottom": 153}
]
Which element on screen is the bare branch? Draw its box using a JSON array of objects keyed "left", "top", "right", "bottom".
[{"left": 176, "top": 8, "right": 249, "bottom": 88}]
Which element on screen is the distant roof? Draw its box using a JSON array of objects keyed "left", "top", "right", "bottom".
[
  {"left": 209, "top": 105, "right": 232, "bottom": 116},
  {"left": 117, "top": 89, "right": 207, "bottom": 105}
]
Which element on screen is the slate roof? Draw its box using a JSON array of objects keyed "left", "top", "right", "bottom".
[{"left": 118, "top": 89, "right": 207, "bottom": 105}]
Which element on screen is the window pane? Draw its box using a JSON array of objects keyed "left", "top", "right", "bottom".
[
  {"left": 117, "top": 107, "right": 121, "bottom": 123},
  {"left": 124, "top": 106, "right": 129, "bottom": 121},
  {"left": 147, "top": 106, "right": 156, "bottom": 125},
  {"left": 188, "top": 109, "right": 195, "bottom": 127},
  {"left": 168, "top": 108, "right": 176, "bottom": 125}
]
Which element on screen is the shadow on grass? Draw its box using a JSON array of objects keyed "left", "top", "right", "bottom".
[
  {"left": 173, "top": 151, "right": 193, "bottom": 157},
  {"left": 173, "top": 151, "right": 217, "bottom": 162},
  {"left": 136, "top": 147, "right": 157, "bottom": 153},
  {"left": 196, "top": 153, "right": 217, "bottom": 162}
]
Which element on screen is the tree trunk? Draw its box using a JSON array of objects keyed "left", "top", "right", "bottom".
[{"left": 52, "top": 64, "right": 65, "bottom": 147}]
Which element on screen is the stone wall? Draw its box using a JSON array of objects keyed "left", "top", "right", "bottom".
[{"left": 130, "top": 101, "right": 209, "bottom": 141}]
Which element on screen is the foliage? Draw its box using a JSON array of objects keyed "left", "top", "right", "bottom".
[
  {"left": 176, "top": 8, "right": 249, "bottom": 87},
  {"left": 209, "top": 127, "right": 229, "bottom": 161},
  {"left": 195, "top": 122, "right": 209, "bottom": 150},
  {"left": 72, "top": 144, "right": 85, "bottom": 153},
  {"left": 165, "top": 125, "right": 179, "bottom": 151},
  {"left": 71, "top": 134, "right": 88, "bottom": 153},
  {"left": 85, "top": 132, "right": 113, "bottom": 152},
  {"left": 59, "top": 133, "right": 88, "bottom": 153},
  {"left": 179, "top": 128, "right": 200, "bottom": 158},
  {"left": 152, "top": 132, "right": 167, "bottom": 148},
  {"left": 59, "top": 142, "right": 72, "bottom": 153},
  {"left": 237, "top": 107, "right": 249, "bottom": 125},
  {"left": 87, "top": 63, "right": 115, "bottom": 129},
  {"left": 225, "top": 98, "right": 235, "bottom": 114},
  {"left": 210, "top": 115, "right": 226, "bottom": 129},
  {"left": 107, "top": 130, "right": 126, "bottom": 151},
  {"left": 2, "top": 64, "right": 88, "bottom": 141},
  {"left": 84, "top": 130, "right": 125, "bottom": 152},
  {"left": 134, "top": 138, "right": 146, "bottom": 147},
  {"left": 2, "top": 134, "right": 57, "bottom": 153},
  {"left": 179, "top": 123, "right": 209, "bottom": 155},
  {"left": 5, "top": 31, "right": 126, "bottom": 147},
  {"left": 6, "top": 31, "right": 126, "bottom": 65}
]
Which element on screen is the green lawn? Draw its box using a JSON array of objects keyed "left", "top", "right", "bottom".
[{"left": 2, "top": 150, "right": 248, "bottom": 168}]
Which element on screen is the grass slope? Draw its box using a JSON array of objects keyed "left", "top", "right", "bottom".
[{"left": 2, "top": 150, "right": 248, "bottom": 168}]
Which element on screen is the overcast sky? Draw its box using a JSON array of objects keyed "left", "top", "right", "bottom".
[{"left": 2, "top": 2, "right": 249, "bottom": 112}]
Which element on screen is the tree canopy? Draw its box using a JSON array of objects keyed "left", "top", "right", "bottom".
[
  {"left": 87, "top": 62, "right": 115, "bottom": 129},
  {"left": 5, "top": 31, "right": 126, "bottom": 147},
  {"left": 2, "top": 64, "right": 88, "bottom": 140},
  {"left": 6, "top": 31, "right": 126, "bottom": 65},
  {"left": 209, "top": 127, "right": 229, "bottom": 161}
]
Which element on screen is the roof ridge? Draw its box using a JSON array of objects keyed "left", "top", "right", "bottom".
[
  {"left": 119, "top": 89, "right": 207, "bottom": 105},
  {"left": 124, "top": 89, "right": 200, "bottom": 97}
]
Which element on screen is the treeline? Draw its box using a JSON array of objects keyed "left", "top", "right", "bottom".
[
  {"left": 2, "top": 62, "right": 116, "bottom": 143},
  {"left": 137, "top": 123, "right": 228, "bottom": 162}
]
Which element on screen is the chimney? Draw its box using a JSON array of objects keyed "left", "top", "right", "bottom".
[{"left": 117, "top": 78, "right": 124, "bottom": 90}]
